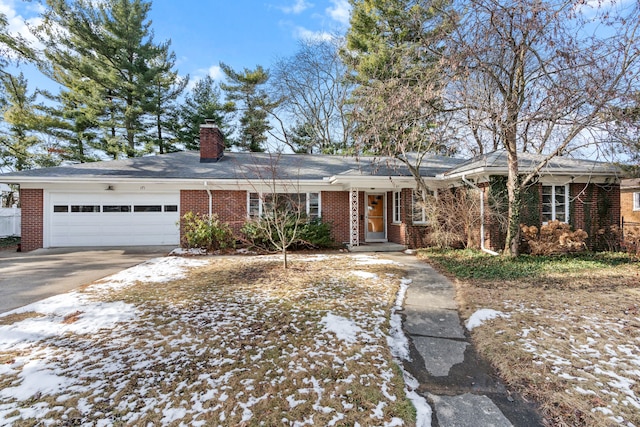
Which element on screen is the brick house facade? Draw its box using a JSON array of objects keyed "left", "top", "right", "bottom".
[
  {"left": 621, "top": 179, "right": 640, "bottom": 236},
  {"left": 2, "top": 126, "right": 623, "bottom": 252}
]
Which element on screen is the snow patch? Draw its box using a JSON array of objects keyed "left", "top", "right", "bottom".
[
  {"left": 466, "top": 308, "right": 509, "bottom": 330},
  {"left": 320, "top": 313, "right": 362, "bottom": 344}
]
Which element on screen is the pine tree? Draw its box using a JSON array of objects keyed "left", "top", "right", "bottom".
[
  {"left": 146, "top": 44, "right": 188, "bottom": 154},
  {"left": 0, "top": 73, "right": 54, "bottom": 170},
  {"left": 220, "top": 63, "right": 277, "bottom": 152},
  {"left": 174, "top": 76, "right": 234, "bottom": 151},
  {"left": 38, "top": 0, "right": 174, "bottom": 159}
]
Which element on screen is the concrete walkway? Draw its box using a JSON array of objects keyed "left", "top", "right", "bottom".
[{"left": 382, "top": 253, "right": 544, "bottom": 427}]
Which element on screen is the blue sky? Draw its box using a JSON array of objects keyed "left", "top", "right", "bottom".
[{"left": 1, "top": 0, "right": 351, "bottom": 90}]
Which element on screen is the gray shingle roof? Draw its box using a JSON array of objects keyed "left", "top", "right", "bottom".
[
  {"left": 0, "top": 151, "right": 464, "bottom": 181},
  {"left": 442, "top": 151, "right": 620, "bottom": 178}
]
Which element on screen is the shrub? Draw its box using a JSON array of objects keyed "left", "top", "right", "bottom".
[
  {"left": 241, "top": 217, "right": 334, "bottom": 251},
  {"left": 520, "top": 220, "right": 587, "bottom": 255},
  {"left": 622, "top": 227, "right": 640, "bottom": 258},
  {"left": 180, "top": 212, "right": 235, "bottom": 251}
]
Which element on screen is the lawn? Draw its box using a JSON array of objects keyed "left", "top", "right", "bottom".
[
  {"left": 0, "top": 253, "right": 426, "bottom": 426},
  {"left": 420, "top": 249, "right": 640, "bottom": 427}
]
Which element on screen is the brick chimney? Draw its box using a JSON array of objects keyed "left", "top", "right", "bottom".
[{"left": 200, "top": 119, "right": 224, "bottom": 162}]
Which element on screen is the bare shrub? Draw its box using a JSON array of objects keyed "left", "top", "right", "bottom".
[
  {"left": 422, "top": 188, "right": 481, "bottom": 249},
  {"left": 521, "top": 221, "right": 587, "bottom": 255},
  {"left": 622, "top": 227, "right": 640, "bottom": 258}
]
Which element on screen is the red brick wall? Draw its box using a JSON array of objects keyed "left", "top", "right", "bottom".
[
  {"left": 180, "top": 190, "right": 247, "bottom": 238},
  {"left": 321, "top": 191, "right": 350, "bottom": 245},
  {"left": 387, "top": 191, "right": 407, "bottom": 245},
  {"left": 571, "top": 182, "right": 621, "bottom": 250},
  {"left": 20, "top": 188, "right": 43, "bottom": 251}
]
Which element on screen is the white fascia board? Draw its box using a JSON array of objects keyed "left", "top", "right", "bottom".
[
  {"left": 328, "top": 175, "right": 438, "bottom": 190},
  {"left": 9, "top": 177, "right": 338, "bottom": 193},
  {"left": 439, "top": 168, "right": 619, "bottom": 184}
]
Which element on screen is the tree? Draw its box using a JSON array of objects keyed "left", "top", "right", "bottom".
[
  {"left": 38, "top": 0, "right": 171, "bottom": 158},
  {"left": 174, "top": 76, "right": 234, "bottom": 151},
  {"left": 344, "top": 0, "right": 456, "bottom": 197},
  {"left": 0, "top": 73, "right": 58, "bottom": 171},
  {"left": 146, "top": 45, "right": 188, "bottom": 154},
  {"left": 220, "top": 63, "right": 276, "bottom": 152},
  {"left": 242, "top": 153, "right": 306, "bottom": 269},
  {"left": 270, "top": 37, "right": 355, "bottom": 154},
  {"left": 443, "top": 0, "right": 640, "bottom": 256}
]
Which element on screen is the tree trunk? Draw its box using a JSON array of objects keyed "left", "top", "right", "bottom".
[
  {"left": 283, "top": 247, "right": 288, "bottom": 269},
  {"left": 504, "top": 149, "right": 521, "bottom": 257}
]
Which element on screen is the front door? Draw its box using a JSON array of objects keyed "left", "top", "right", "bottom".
[{"left": 366, "top": 193, "right": 386, "bottom": 242}]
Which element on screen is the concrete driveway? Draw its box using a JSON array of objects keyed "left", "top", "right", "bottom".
[{"left": 0, "top": 246, "right": 175, "bottom": 314}]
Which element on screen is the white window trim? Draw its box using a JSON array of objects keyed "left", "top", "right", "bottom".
[
  {"left": 412, "top": 189, "right": 434, "bottom": 225},
  {"left": 392, "top": 191, "right": 401, "bottom": 224},
  {"left": 542, "top": 184, "right": 569, "bottom": 224},
  {"left": 306, "top": 192, "right": 321, "bottom": 219},
  {"left": 633, "top": 192, "right": 640, "bottom": 211},
  {"left": 247, "top": 192, "right": 321, "bottom": 219}
]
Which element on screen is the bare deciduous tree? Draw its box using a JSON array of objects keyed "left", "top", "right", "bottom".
[
  {"left": 269, "top": 37, "right": 355, "bottom": 154},
  {"left": 443, "top": 0, "right": 640, "bottom": 255},
  {"left": 242, "top": 153, "right": 306, "bottom": 269}
]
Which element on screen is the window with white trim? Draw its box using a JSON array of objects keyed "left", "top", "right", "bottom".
[
  {"left": 634, "top": 192, "right": 640, "bottom": 211},
  {"left": 248, "top": 192, "right": 320, "bottom": 219},
  {"left": 392, "top": 191, "right": 401, "bottom": 223},
  {"left": 412, "top": 189, "right": 434, "bottom": 225},
  {"left": 542, "top": 185, "right": 569, "bottom": 223}
]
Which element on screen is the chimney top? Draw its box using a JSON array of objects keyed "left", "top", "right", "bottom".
[{"left": 199, "top": 122, "right": 224, "bottom": 163}]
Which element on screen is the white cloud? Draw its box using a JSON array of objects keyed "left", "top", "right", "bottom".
[
  {"left": 208, "top": 65, "right": 223, "bottom": 81},
  {"left": 278, "top": 0, "right": 314, "bottom": 14},
  {"left": 0, "top": 0, "right": 44, "bottom": 50},
  {"left": 326, "top": 0, "right": 350, "bottom": 26},
  {"left": 294, "top": 26, "right": 333, "bottom": 42}
]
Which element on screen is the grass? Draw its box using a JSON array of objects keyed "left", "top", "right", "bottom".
[
  {"left": 419, "top": 248, "right": 640, "bottom": 427},
  {"left": 0, "top": 255, "right": 416, "bottom": 426}
]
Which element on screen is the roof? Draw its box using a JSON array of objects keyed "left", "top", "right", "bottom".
[
  {"left": 0, "top": 151, "right": 463, "bottom": 182},
  {"left": 621, "top": 178, "right": 640, "bottom": 189},
  {"left": 0, "top": 149, "right": 621, "bottom": 186},
  {"left": 441, "top": 151, "right": 621, "bottom": 179}
]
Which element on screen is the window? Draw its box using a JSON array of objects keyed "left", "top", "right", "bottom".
[
  {"left": 71, "top": 205, "right": 100, "bottom": 213},
  {"left": 412, "top": 189, "right": 434, "bottom": 225},
  {"left": 542, "top": 185, "right": 568, "bottom": 223},
  {"left": 53, "top": 205, "right": 68, "bottom": 213},
  {"left": 164, "top": 205, "right": 178, "bottom": 212},
  {"left": 634, "top": 192, "right": 640, "bottom": 211},
  {"left": 308, "top": 193, "right": 320, "bottom": 219},
  {"left": 392, "top": 191, "right": 401, "bottom": 223},
  {"left": 248, "top": 192, "right": 320, "bottom": 219},
  {"left": 103, "top": 205, "right": 131, "bottom": 213},
  {"left": 248, "top": 192, "right": 261, "bottom": 218},
  {"left": 134, "top": 205, "right": 162, "bottom": 212}
]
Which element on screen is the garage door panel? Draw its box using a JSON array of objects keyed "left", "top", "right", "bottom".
[{"left": 48, "top": 193, "right": 180, "bottom": 247}]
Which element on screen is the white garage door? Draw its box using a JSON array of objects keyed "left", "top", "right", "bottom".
[{"left": 49, "top": 192, "right": 180, "bottom": 247}]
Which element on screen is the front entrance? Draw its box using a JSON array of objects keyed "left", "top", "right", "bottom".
[{"left": 366, "top": 193, "right": 387, "bottom": 242}]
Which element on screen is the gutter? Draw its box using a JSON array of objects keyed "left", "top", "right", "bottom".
[
  {"left": 204, "top": 181, "right": 212, "bottom": 217},
  {"left": 462, "top": 176, "right": 499, "bottom": 256}
]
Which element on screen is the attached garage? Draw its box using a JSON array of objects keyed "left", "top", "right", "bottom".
[{"left": 47, "top": 192, "right": 180, "bottom": 247}]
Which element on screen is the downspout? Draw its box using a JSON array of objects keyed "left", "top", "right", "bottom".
[
  {"left": 203, "top": 181, "right": 212, "bottom": 217},
  {"left": 462, "top": 176, "right": 499, "bottom": 256}
]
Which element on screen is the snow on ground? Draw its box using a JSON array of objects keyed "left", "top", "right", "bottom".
[
  {"left": 501, "top": 301, "right": 640, "bottom": 426},
  {"left": 465, "top": 308, "right": 510, "bottom": 331},
  {"left": 0, "top": 254, "right": 432, "bottom": 426}
]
